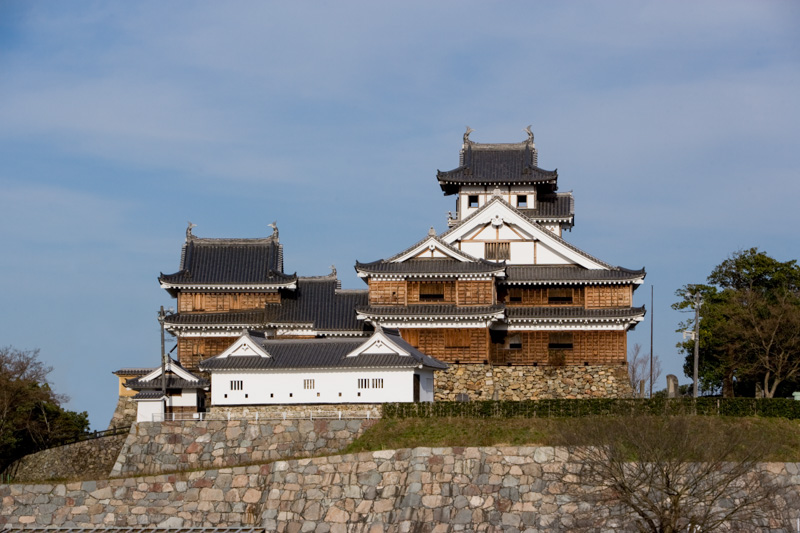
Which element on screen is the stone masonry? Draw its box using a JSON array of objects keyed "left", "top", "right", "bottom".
[
  {"left": 435, "top": 364, "right": 632, "bottom": 401},
  {"left": 110, "top": 418, "right": 375, "bottom": 477},
  {"left": 7, "top": 434, "right": 128, "bottom": 483},
  {"left": 3, "top": 447, "right": 799, "bottom": 531}
]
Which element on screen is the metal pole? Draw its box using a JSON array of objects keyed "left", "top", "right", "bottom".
[
  {"left": 159, "top": 306, "right": 166, "bottom": 397},
  {"left": 692, "top": 294, "right": 702, "bottom": 398},
  {"left": 649, "top": 285, "right": 654, "bottom": 398}
]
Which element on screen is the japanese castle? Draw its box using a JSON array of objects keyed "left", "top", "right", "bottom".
[{"left": 115, "top": 128, "right": 646, "bottom": 420}]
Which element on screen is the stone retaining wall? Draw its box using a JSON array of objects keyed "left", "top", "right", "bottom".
[
  {"left": 107, "top": 396, "right": 137, "bottom": 429},
  {"left": 110, "top": 419, "right": 375, "bottom": 477},
  {"left": 6, "top": 434, "right": 128, "bottom": 483},
  {"left": 435, "top": 364, "right": 632, "bottom": 401},
  {"left": 3, "top": 447, "right": 799, "bottom": 530}
]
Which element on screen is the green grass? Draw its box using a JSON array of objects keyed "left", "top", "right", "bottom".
[{"left": 344, "top": 416, "right": 800, "bottom": 461}]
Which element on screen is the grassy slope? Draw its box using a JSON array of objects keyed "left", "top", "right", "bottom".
[{"left": 343, "top": 416, "right": 800, "bottom": 462}]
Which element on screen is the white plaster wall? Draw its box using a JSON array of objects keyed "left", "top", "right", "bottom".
[
  {"left": 460, "top": 241, "right": 485, "bottom": 260},
  {"left": 136, "top": 400, "right": 163, "bottom": 423},
  {"left": 416, "top": 368, "right": 435, "bottom": 402},
  {"left": 535, "top": 243, "right": 572, "bottom": 265},
  {"left": 508, "top": 241, "right": 535, "bottom": 264},
  {"left": 210, "top": 368, "right": 426, "bottom": 405},
  {"left": 169, "top": 390, "right": 198, "bottom": 408}
]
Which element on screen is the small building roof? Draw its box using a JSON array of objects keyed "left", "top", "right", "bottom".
[
  {"left": 199, "top": 328, "right": 447, "bottom": 371},
  {"left": 437, "top": 135, "right": 558, "bottom": 194},
  {"left": 162, "top": 277, "right": 370, "bottom": 334},
  {"left": 159, "top": 232, "right": 297, "bottom": 295}
]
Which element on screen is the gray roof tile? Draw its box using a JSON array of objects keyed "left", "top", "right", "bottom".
[
  {"left": 504, "top": 265, "right": 645, "bottom": 284},
  {"left": 199, "top": 329, "right": 447, "bottom": 371},
  {"left": 159, "top": 236, "right": 296, "bottom": 289},
  {"left": 506, "top": 306, "right": 646, "bottom": 320},
  {"left": 437, "top": 142, "right": 558, "bottom": 191},
  {"left": 356, "top": 304, "right": 504, "bottom": 318},
  {"left": 163, "top": 278, "right": 369, "bottom": 333}
]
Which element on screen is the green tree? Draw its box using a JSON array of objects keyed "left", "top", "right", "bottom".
[
  {"left": 0, "top": 346, "right": 90, "bottom": 474},
  {"left": 673, "top": 249, "right": 800, "bottom": 397}
]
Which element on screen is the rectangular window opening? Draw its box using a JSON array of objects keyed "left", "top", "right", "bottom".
[
  {"left": 548, "top": 332, "right": 574, "bottom": 350},
  {"left": 485, "top": 242, "right": 510, "bottom": 261},
  {"left": 230, "top": 380, "right": 243, "bottom": 391},
  {"left": 358, "top": 378, "right": 369, "bottom": 389},
  {"left": 508, "top": 288, "right": 523, "bottom": 303},
  {"left": 372, "top": 378, "right": 384, "bottom": 389},
  {"left": 468, "top": 195, "right": 479, "bottom": 208},
  {"left": 419, "top": 282, "right": 445, "bottom": 301},
  {"left": 517, "top": 195, "right": 528, "bottom": 208},
  {"left": 548, "top": 288, "right": 573, "bottom": 305},
  {"left": 505, "top": 334, "right": 522, "bottom": 350},
  {"left": 304, "top": 379, "right": 315, "bottom": 390}
]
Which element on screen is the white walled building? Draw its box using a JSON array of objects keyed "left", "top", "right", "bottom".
[
  {"left": 199, "top": 328, "right": 447, "bottom": 405},
  {"left": 124, "top": 359, "right": 209, "bottom": 422}
]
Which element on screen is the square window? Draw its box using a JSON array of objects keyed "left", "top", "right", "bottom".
[
  {"left": 505, "top": 334, "right": 522, "bottom": 350},
  {"left": 517, "top": 195, "right": 528, "bottom": 208},
  {"left": 508, "top": 288, "right": 523, "bottom": 303},
  {"left": 548, "top": 332, "right": 574, "bottom": 350},
  {"left": 419, "top": 282, "right": 445, "bottom": 301},
  {"left": 468, "top": 195, "right": 479, "bottom": 208},
  {"left": 304, "top": 379, "right": 315, "bottom": 390}
]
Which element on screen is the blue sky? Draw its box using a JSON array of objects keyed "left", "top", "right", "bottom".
[{"left": 1, "top": 1, "right": 798, "bottom": 429}]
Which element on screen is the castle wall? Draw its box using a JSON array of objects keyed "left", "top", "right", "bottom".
[
  {"left": 3, "top": 447, "right": 798, "bottom": 530},
  {"left": 435, "top": 364, "right": 632, "bottom": 401},
  {"left": 110, "top": 418, "right": 375, "bottom": 477},
  {"left": 6, "top": 434, "right": 128, "bottom": 483}
]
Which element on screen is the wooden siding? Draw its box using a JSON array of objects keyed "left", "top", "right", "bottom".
[
  {"left": 368, "top": 279, "right": 407, "bottom": 305},
  {"left": 177, "top": 292, "right": 281, "bottom": 313},
  {"left": 456, "top": 280, "right": 495, "bottom": 305},
  {"left": 370, "top": 279, "right": 493, "bottom": 306},
  {"left": 400, "top": 328, "right": 488, "bottom": 364},
  {"left": 489, "top": 330, "right": 626, "bottom": 366},
  {"left": 585, "top": 285, "right": 632, "bottom": 308},
  {"left": 499, "top": 286, "right": 586, "bottom": 307},
  {"left": 407, "top": 281, "right": 456, "bottom": 305},
  {"left": 177, "top": 337, "right": 237, "bottom": 371}
]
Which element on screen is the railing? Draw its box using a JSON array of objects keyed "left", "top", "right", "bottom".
[
  {"left": 46, "top": 425, "right": 132, "bottom": 448},
  {"left": 151, "top": 410, "right": 377, "bottom": 422}
]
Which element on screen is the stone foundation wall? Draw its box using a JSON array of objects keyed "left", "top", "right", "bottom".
[
  {"left": 6, "top": 434, "right": 128, "bottom": 483},
  {"left": 110, "top": 418, "right": 375, "bottom": 477},
  {"left": 435, "top": 364, "right": 633, "bottom": 401},
  {"left": 3, "top": 447, "right": 799, "bottom": 530},
  {"left": 208, "top": 403, "right": 382, "bottom": 419},
  {"left": 107, "top": 396, "right": 137, "bottom": 429}
]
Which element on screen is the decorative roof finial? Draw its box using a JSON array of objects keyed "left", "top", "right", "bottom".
[
  {"left": 463, "top": 126, "right": 475, "bottom": 144},
  {"left": 267, "top": 221, "right": 279, "bottom": 240},
  {"left": 525, "top": 125, "right": 534, "bottom": 144},
  {"left": 330, "top": 264, "right": 337, "bottom": 277},
  {"left": 492, "top": 186, "right": 502, "bottom": 197},
  {"left": 428, "top": 226, "right": 436, "bottom": 237},
  {"left": 186, "top": 221, "right": 197, "bottom": 241}
]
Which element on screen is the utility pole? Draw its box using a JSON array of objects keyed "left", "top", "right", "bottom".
[
  {"left": 649, "top": 285, "right": 654, "bottom": 398},
  {"left": 691, "top": 292, "right": 703, "bottom": 398}
]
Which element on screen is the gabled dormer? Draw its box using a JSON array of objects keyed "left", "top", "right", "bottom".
[{"left": 355, "top": 228, "right": 505, "bottom": 307}]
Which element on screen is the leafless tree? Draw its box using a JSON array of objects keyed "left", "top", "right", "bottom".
[
  {"left": 628, "top": 343, "right": 662, "bottom": 398},
  {"left": 559, "top": 415, "right": 787, "bottom": 532}
]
